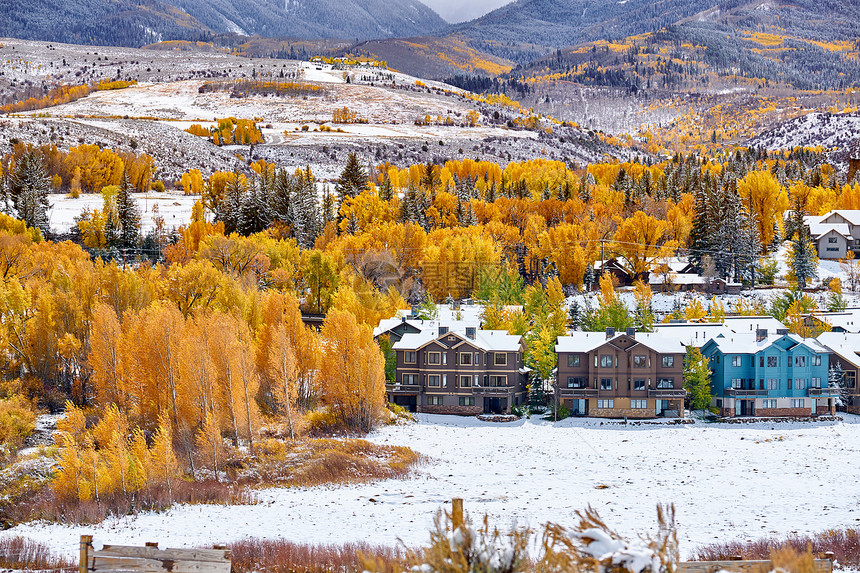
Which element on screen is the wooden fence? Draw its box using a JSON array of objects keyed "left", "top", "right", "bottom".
[{"left": 80, "top": 536, "right": 231, "bottom": 573}]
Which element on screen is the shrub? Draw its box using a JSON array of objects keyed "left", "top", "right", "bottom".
[
  {"left": 230, "top": 538, "right": 406, "bottom": 573},
  {"left": 0, "top": 396, "right": 37, "bottom": 458},
  {"left": 0, "top": 537, "right": 74, "bottom": 571},
  {"left": 694, "top": 528, "right": 860, "bottom": 568}
]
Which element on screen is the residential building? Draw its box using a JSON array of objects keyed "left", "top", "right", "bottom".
[
  {"left": 723, "top": 316, "right": 789, "bottom": 335},
  {"left": 805, "top": 210, "right": 860, "bottom": 258},
  {"left": 389, "top": 326, "right": 527, "bottom": 415},
  {"left": 653, "top": 322, "right": 732, "bottom": 348},
  {"left": 817, "top": 332, "right": 860, "bottom": 414},
  {"left": 555, "top": 328, "right": 686, "bottom": 419},
  {"left": 701, "top": 330, "right": 836, "bottom": 417}
]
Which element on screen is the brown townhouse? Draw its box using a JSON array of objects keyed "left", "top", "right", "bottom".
[
  {"left": 389, "top": 326, "right": 528, "bottom": 415},
  {"left": 817, "top": 332, "right": 860, "bottom": 413},
  {"left": 555, "top": 328, "right": 687, "bottom": 418}
]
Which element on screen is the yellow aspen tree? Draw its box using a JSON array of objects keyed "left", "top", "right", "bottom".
[
  {"left": 319, "top": 309, "right": 385, "bottom": 432},
  {"left": 195, "top": 411, "right": 225, "bottom": 479},
  {"left": 89, "top": 303, "right": 127, "bottom": 410},
  {"left": 148, "top": 417, "right": 180, "bottom": 498},
  {"left": 266, "top": 323, "right": 298, "bottom": 439}
]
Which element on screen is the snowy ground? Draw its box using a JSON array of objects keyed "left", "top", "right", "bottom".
[
  {"left": 48, "top": 192, "right": 199, "bottom": 235},
  {"left": 4, "top": 414, "right": 860, "bottom": 559}
]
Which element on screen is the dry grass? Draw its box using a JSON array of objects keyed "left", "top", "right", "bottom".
[
  {"left": 229, "top": 538, "right": 406, "bottom": 573},
  {"left": 249, "top": 437, "right": 423, "bottom": 488},
  {"left": 693, "top": 528, "right": 860, "bottom": 568},
  {"left": 0, "top": 536, "right": 75, "bottom": 571},
  {"left": 10, "top": 479, "right": 253, "bottom": 525}
]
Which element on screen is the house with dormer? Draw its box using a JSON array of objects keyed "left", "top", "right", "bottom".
[
  {"left": 389, "top": 326, "right": 527, "bottom": 415},
  {"left": 805, "top": 210, "right": 860, "bottom": 259},
  {"left": 555, "top": 328, "right": 687, "bottom": 418},
  {"left": 701, "top": 330, "right": 836, "bottom": 417}
]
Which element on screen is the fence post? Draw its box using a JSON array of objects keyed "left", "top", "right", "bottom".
[
  {"left": 79, "top": 535, "right": 92, "bottom": 573},
  {"left": 452, "top": 498, "right": 464, "bottom": 530}
]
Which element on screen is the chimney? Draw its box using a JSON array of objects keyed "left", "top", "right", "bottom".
[
  {"left": 606, "top": 327, "right": 616, "bottom": 339},
  {"left": 756, "top": 328, "right": 768, "bottom": 342},
  {"left": 439, "top": 325, "right": 449, "bottom": 335},
  {"left": 626, "top": 327, "right": 636, "bottom": 338},
  {"left": 776, "top": 328, "right": 788, "bottom": 335},
  {"left": 401, "top": 316, "right": 406, "bottom": 323},
  {"left": 410, "top": 305, "right": 419, "bottom": 317},
  {"left": 465, "top": 327, "right": 476, "bottom": 340}
]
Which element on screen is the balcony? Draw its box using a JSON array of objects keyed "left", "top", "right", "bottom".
[
  {"left": 725, "top": 388, "right": 768, "bottom": 397},
  {"left": 386, "top": 383, "right": 420, "bottom": 393},
  {"left": 559, "top": 387, "right": 598, "bottom": 397},
  {"left": 648, "top": 388, "right": 687, "bottom": 399},
  {"left": 473, "top": 386, "right": 512, "bottom": 395},
  {"left": 808, "top": 387, "right": 841, "bottom": 398}
]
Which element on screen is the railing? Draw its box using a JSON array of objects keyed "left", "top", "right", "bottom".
[
  {"left": 648, "top": 388, "right": 687, "bottom": 399},
  {"left": 559, "top": 387, "right": 598, "bottom": 397},
  {"left": 472, "top": 386, "right": 512, "bottom": 394},
  {"left": 725, "top": 388, "right": 768, "bottom": 397},
  {"left": 386, "top": 383, "right": 420, "bottom": 393},
  {"left": 808, "top": 387, "right": 841, "bottom": 397}
]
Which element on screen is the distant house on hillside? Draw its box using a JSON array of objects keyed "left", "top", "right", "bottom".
[
  {"left": 389, "top": 326, "right": 527, "bottom": 415},
  {"left": 702, "top": 330, "right": 836, "bottom": 417},
  {"left": 555, "top": 328, "right": 686, "bottom": 419},
  {"left": 804, "top": 210, "right": 860, "bottom": 259}
]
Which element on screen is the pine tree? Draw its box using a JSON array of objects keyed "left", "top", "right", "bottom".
[
  {"left": 335, "top": 153, "right": 368, "bottom": 209},
  {"left": 684, "top": 346, "right": 712, "bottom": 416},
  {"left": 271, "top": 168, "right": 295, "bottom": 227},
  {"left": 116, "top": 170, "right": 141, "bottom": 248},
  {"left": 293, "top": 166, "right": 320, "bottom": 248},
  {"left": 788, "top": 194, "right": 817, "bottom": 289},
  {"left": 216, "top": 172, "right": 246, "bottom": 234},
  {"left": 10, "top": 148, "right": 50, "bottom": 234},
  {"left": 240, "top": 172, "right": 273, "bottom": 235}
]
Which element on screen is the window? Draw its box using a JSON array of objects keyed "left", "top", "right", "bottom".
[
  {"left": 404, "top": 351, "right": 416, "bottom": 364},
  {"left": 600, "top": 378, "right": 613, "bottom": 390},
  {"left": 760, "top": 356, "right": 765, "bottom": 368},
  {"left": 810, "top": 377, "right": 821, "bottom": 388},
  {"left": 767, "top": 379, "right": 779, "bottom": 390},
  {"left": 657, "top": 378, "right": 674, "bottom": 389},
  {"left": 794, "top": 378, "right": 806, "bottom": 390},
  {"left": 791, "top": 399, "right": 806, "bottom": 408},
  {"left": 847, "top": 372, "right": 856, "bottom": 389},
  {"left": 427, "top": 395, "right": 443, "bottom": 405},
  {"left": 633, "top": 355, "right": 647, "bottom": 368},
  {"left": 494, "top": 353, "right": 507, "bottom": 366},
  {"left": 597, "top": 399, "right": 615, "bottom": 409},
  {"left": 567, "top": 354, "right": 580, "bottom": 367},
  {"left": 631, "top": 399, "right": 647, "bottom": 409},
  {"left": 488, "top": 375, "right": 507, "bottom": 387},
  {"left": 459, "top": 375, "right": 472, "bottom": 388},
  {"left": 427, "top": 352, "right": 441, "bottom": 365},
  {"left": 731, "top": 356, "right": 742, "bottom": 367},
  {"left": 633, "top": 379, "right": 646, "bottom": 391},
  {"left": 459, "top": 396, "right": 475, "bottom": 407},
  {"left": 762, "top": 399, "right": 778, "bottom": 409},
  {"left": 829, "top": 237, "right": 838, "bottom": 244},
  {"left": 812, "top": 356, "right": 821, "bottom": 366},
  {"left": 731, "top": 378, "right": 743, "bottom": 389},
  {"left": 567, "top": 377, "right": 587, "bottom": 389},
  {"left": 459, "top": 353, "right": 472, "bottom": 366},
  {"left": 767, "top": 356, "right": 777, "bottom": 368},
  {"left": 794, "top": 356, "right": 806, "bottom": 367},
  {"left": 427, "top": 374, "right": 441, "bottom": 387},
  {"left": 600, "top": 355, "right": 613, "bottom": 368},
  {"left": 402, "top": 374, "right": 418, "bottom": 385},
  {"left": 662, "top": 356, "right": 675, "bottom": 368}
]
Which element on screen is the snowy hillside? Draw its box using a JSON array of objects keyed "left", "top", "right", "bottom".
[
  {"left": 4, "top": 414, "right": 860, "bottom": 559},
  {"left": 748, "top": 111, "right": 860, "bottom": 152}
]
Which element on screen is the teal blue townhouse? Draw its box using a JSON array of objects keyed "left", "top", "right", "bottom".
[{"left": 700, "top": 329, "right": 837, "bottom": 417}]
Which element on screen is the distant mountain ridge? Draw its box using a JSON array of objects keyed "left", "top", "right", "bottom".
[{"left": 0, "top": 0, "right": 447, "bottom": 47}]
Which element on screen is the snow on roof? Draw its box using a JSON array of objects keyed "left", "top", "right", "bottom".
[
  {"left": 555, "top": 331, "right": 684, "bottom": 355},
  {"left": 723, "top": 316, "right": 788, "bottom": 334},
  {"left": 653, "top": 322, "right": 733, "bottom": 346},
  {"left": 649, "top": 273, "right": 706, "bottom": 286},
  {"left": 817, "top": 332, "right": 860, "bottom": 368},
  {"left": 374, "top": 303, "right": 484, "bottom": 337},
  {"left": 705, "top": 332, "right": 830, "bottom": 355},
  {"left": 393, "top": 328, "right": 522, "bottom": 352},
  {"left": 821, "top": 210, "right": 860, "bottom": 227},
  {"left": 813, "top": 309, "right": 860, "bottom": 333},
  {"left": 808, "top": 223, "right": 852, "bottom": 239}
]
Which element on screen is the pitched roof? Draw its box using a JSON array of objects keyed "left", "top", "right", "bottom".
[
  {"left": 813, "top": 309, "right": 860, "bottom": 333},
  {"left": 723, "top": 316, "right": 788, "bottom": 334},
  {"left": 393, "top": 328, "right": 522, "bottom": 352},
  {"left": 703, "top": 332, "right": 830, "bottom": 355},
  {"left": 555, "top": 332, "right": 685, "bottom": 355},
  {"left": 653, "top": 322, "right": 733, "bottom": 346},
  {"left": 808, "top": 223, "right": 852, "bottom": 240},
  {"left": 821, "top": 210, "right": 860, "bottom": 226},
  {"left": 817, "top": 332, "right": 860, "bottom": 368}
]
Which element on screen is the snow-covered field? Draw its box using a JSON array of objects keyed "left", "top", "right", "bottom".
[
  {"left": 48, "top": 192, "right": 199, "bottom": 235},
  {"left": 5, "top": 414, "right": 860, "bottom": 559}
]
